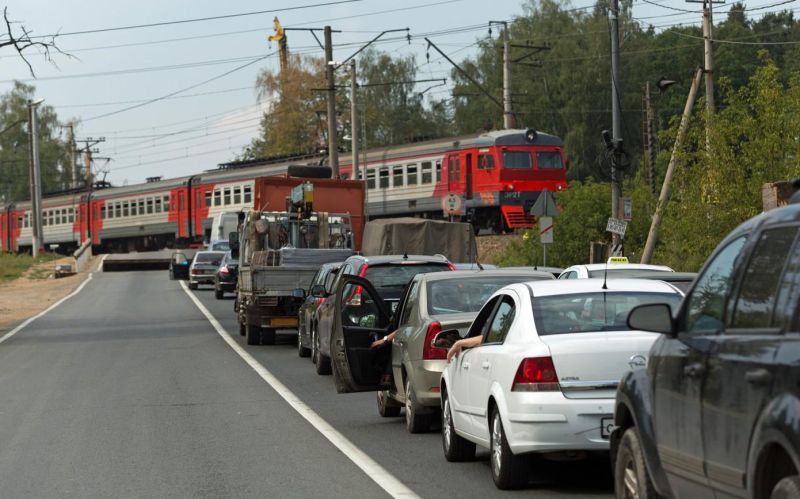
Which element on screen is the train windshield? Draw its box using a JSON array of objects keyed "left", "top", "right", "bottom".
[
  {"left": 502, "top": 151, "right": 533, "bottom": 169},
  {"left": 537, "top": 151, "right": 563, "bottom": 169}
]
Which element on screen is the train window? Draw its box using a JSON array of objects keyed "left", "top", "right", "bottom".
[
  {"left": 407, "top": 164, "right": 418, "bottom": 185},
  {"left": 224, "top": 187, "right": 231, "bottom": 205},
  {"left": 139, "top": 199, "right": 145, "bottom": 215},
  {"left": 233, "top": 187, "right": 241, "bottom": 204},
  {"left": 205, "top": 191, "right": 212, "bottom": 207},
  {"left": 436, "top": 160, "right": 442, "bottom": 182},
  {"left": 24, "top": 213, "right": 29, "bottom": 227},
  {"left": 49, "top": 211, "right": 55, "bottom": 226},
  {"left": 123, "top": 202, "right": 129, "bottom": 217},
  {"left": 393, "top": 166, "right": 403, "bottom": 188},
  {"left": 536, "top": 151, "right": 563, "bottom": 169},
  {"left": 214, "top": 189, "right": 221, "bottom": 206},
  {"left": 42, "top": 212, "right": 47, "bottom": 226},
  {"left": 63, "top": 208, "right": 68, "bottom": 223},
  {"left": 55, "top": 211, "right": 61, "bottom": 225},
  {"left": 68, "top": 208, "right": 74, "bottom": 223},
  {"left": 101, "top": 206, "right": 106, "bottom": 220},
  {"left": 163, "top": 195, "right": 170, "bottom": 210},
  {"left": 478, "top": 154, "right": 495, "bottom": 170},
  {"left": 379, "top": 167, "right": 389, "bottom": 189},
  {"left": 147, "top": 198, "right": 153, "bottom": 214},
  {"left": 244, "top": 185, "right": 252, "bottom": 204},
  {"left": 421, "top": 162, "right": 432, "bottom": 184},
  {"left": 116, "top": 202, "right": 122, "bottom": 218},
  {"left": 366, "top": 170, "right": 376, "bottom": 189},
  {"left": 154, "top": 198, "right": 161, "bottom": 213},
  {"left": 502, "top": 151, "right": 532, "bottom": 169},
  {"left": 178, "top": 195, "right": 184, "bottom": 211}
]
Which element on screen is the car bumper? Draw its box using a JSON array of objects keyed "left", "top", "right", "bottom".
[
  {"left": 406, "top": 359, "right": 447, "bottom": 408},
  {"left": 190, "top": 274, "right": 215, "bottom": 284},
  {"left": 216, "top": 281, "right": 236, "bottom": 291},
  {"left": 504, "top": 393, "right": 614, "bottom": 455}
]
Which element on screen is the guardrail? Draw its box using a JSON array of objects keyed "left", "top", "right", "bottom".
[{"left": 73, "top": 240, "right": 92, "bottom": 272}]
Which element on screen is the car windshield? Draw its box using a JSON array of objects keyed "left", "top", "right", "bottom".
[
  {"left": 364, "top": 263, "right": 450, "bottom": 288},
  {"left": 428, "top": 275, "right": 549, "bottom": 315},
  {"left": 587, "top": 268, "right": 671, "bottom": 278},
  {"left": 211, "top": 241, "right": 230, "bottom": 251},
  {"left": 532, "top": 291, "right": 682, "bottom": 335},
  {"left": 196, "top": 252, "right": 224, "bottom": 265}
]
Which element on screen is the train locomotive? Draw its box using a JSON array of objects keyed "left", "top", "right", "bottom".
[{"left": 1, "top": 128, "right": 567, "bottom": 253}]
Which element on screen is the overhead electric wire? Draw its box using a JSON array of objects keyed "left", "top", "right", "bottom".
[{"left": 54, "top": 86, "right": 254, "bottom": 108}]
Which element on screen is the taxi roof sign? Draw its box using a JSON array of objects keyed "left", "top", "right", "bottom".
[{"left": 608, "top": 256, "right": 629, "bottom": 264}]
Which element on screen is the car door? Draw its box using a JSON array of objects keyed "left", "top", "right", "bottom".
[
  {"left": 317, "top": 263, "right": 354, "bottom": 357},
  {"left": 331, "top": 275, "right": 393, "bottom": 393},
  {"left": 300, "top": 268, "right": 324, "bottom": 338},
  {"left": 392, "top": 279, "right": 420, "bottom": 397},
  {"left": 468, "top": 293, "right": 518, "bottom": 441},
  {"left": 701, "top": 226, "right": 798, "bottom": 496},
  {"left": 653, "top": 235, "right": 748, "bottom": 497}
]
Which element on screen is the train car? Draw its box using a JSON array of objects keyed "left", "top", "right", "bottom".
[{"left": 10, "top": 192, "right": 85, "bottom": 253}]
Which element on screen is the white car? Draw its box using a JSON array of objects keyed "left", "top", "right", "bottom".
[
  {"left": 438, "top": 279, "right": 683, "bottom": 489},
  {"left": 558, "top": 260, "right": 673, "bottom": 279}
]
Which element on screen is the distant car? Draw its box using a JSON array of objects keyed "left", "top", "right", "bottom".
[
  {"left": 330, "top": 269, "right": 555, "bottom": 434},
  {"left": 168, "top": 250, "right": 194, "bottom": 280},
  {"left": 298, "top": 262, "right": 342, "bottom": 359},
  {"left": 209, "top": 239, "right": 230, "bottom": 252},
  {"left": 213, "top": 251, "right": 238, "bottom": 299},
  {"left": 189, "top": 251, "right": 226, "bottom": 290},
  {"left": 436, "top": 279, "right": 682, "bottom": 489},
  {"left": 312, "top": 254, "right": 454, "bottom": 376},
  {"left": 558, "top": 259, "right": 673, "bottom": 279},
  {"left": 502, "top": 266, "right": 564, "bottom": 278},
  {"left": 453, "top": 263, "right": 498, "bottom": 270},
  {"left": 611, "top": 202, "right": 800, "bottom": 499},
  {"left": 624, "top": 270, "right": 697, "bottom": 293}
]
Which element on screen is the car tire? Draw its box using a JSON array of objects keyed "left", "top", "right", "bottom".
[
  {"left": 405, "top": 379, "right": 433, "bottom": 433},
  {"left": 189, "top": 282, "right": 198, "bottom": 290},
  {"left": 614, "top": 427, "right": 658, "bottom": 499},
  {"left": 214, "top": 287, "right": 224, "bottom": 299},
  {"left": 239, "top": 321, "right": 246, "bottom": 337},
  {"left": 261, "top": 327, "right": 276, "bottom": 345},
  {"left": 377, "top": 390, "right": 401, "bottom": 418},
  {"left": 314, "top": 331, "right": 332, "bottom": 375},
  {"left": 441, "top": 389, "right": 475, "bottom": 462},
  {"left": 771, "top": 476, "right": 800, "bottom": 499},
  {"left": 490, "top": 409, "right": 528, "bottom": 489},
  {"left": 245, "top": 323, "right": 261, "bottom": 346},
  {"left": 169, "top": 269, "right": 175, "bottom": 280},
  {"left": 297, "top": 331, "right": 311, "bottom": 358}
]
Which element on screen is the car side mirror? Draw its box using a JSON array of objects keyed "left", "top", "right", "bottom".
[
  {"left": 628, "top": 303, "right": 675, "bottom": 335},
  {"left": 292, "top": 288, "right": 306, "bottom": 299},
  {"left": 310, "top": 284, "right": 325, "bottom": 298},
  {"left": 432, "top": 329, "right": 462, "bottom": 350}
]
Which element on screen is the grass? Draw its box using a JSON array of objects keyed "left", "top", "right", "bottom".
[{"left": 0, "top": 252, "right": 60, "bottom": 283}]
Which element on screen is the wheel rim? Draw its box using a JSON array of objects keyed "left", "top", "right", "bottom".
[
  {"left": 622, "top": 455, "right": 640, "bottom": 499},
  {"left": 491, "top": 413, "right": 502, "bottom": 475},
  {"left": 442, "top": 397, "right": 452, "bottom": 451},
  {"left": 405, "top": 382, "right": 413, "bottom": 428}
]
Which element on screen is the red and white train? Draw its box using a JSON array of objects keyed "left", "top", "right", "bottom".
[{"left": 1, "top": 128, "right": 567, "bottom": 253}]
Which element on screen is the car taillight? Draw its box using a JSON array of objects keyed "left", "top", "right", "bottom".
[
  {"left": 422, "top": 321, "right": 446, "bottom": 360},
  {"left": 348, "top": 290, "right": 362, "bottom": 306},
  {"left": 316, "top": 297, "right": 326, "bottom": 305},
  {"left": 220, "top": 265, "right": 230, "bottom": 275},
  {"left": 511, "top": 357, "right": 560, "bottom": 392},
  {"left": 447, "top": 262, "right": 456, "bottom": 271}
]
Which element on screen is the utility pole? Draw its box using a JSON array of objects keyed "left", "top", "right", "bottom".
[
  {"left": 324, "top": 25, "right": 339, "bottom": 178},
  {"left": 66, "top": 122, "right": 77, "bottom": 189},
  {"left": 350, "top": 60, "right": 362, "bottom": 184},
  {"left": 609, "top": 0, "right": 623, "bottom": 249},
  {"left": 490, "top": 21, "right": 512, "bottom": 129},
  {"left": 27, "top": 99, "right": 44, "bottom": 257},
  {"left": 76, "top": 137, "right": 105, "bottom": 188},
  {"left": 644, "top": 81, "right": 656, "bottom": 194},
  {"left": 703, "top": 0, "right": 715, "bottom": 114}
]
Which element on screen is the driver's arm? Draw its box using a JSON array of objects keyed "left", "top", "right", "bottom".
[{"left": 446, "top": 335, "right": 483, "bottom": 362}]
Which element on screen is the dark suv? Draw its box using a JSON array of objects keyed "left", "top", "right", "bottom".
[
  {"left": 611, "top": 202, "right": 800, "bottom": 499},
  {"left": 311, "top": 254, "right": 454, "bottom": 375}
]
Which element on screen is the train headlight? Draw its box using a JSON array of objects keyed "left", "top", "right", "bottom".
[{"left": 524, "top": 128, "right": 537, "bottom": 143}]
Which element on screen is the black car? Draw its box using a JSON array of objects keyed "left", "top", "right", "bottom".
[
  {"left": 213, "top": 252, "right": 238, "bottom": 299},
  {"left": 311, "top": 254, "right": 454, "bottom": 376},
  {"left": 168, "top": 250, "right": 195, "bottom": 280},
  {"left": 297, "top": 262, "right": 342, "bottom": 358},
  {"left": 624, "top": 270, "right": 698, "bottom": 294},
  {"left": 611, "top": 201, "right": 800, "bottom": 499}
]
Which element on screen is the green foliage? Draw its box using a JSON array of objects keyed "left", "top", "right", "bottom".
[{"left": 0, "top": 251, "right": 58, "bottom": 282}]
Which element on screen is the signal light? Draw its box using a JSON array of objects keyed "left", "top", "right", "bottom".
[
  {"left": 422, "top": 321, "right": 447, "bottom": 360},
  {"left": 511, "top": 357, "right": 560, "bottom": 392}
]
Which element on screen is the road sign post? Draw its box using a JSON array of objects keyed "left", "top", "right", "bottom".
[
  {"left": 623, "top": 197, "right": 632, "bottom": 221},
  {"left": 530, "top": 189, "right": 558, "bottom": 218},
  {"left": 441, "top": 192, "right": 463, "bottom": 222},
  {"left": 539, "top": 216, "right": 553, "bottom": 267}
]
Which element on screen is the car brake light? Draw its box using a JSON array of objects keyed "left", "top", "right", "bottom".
[
  {"left": 511, "top": 357, "right": 560, "bottom": 392},
  {"left": 447, "top": 262, "right": 456, "bottom": 271},
  {"left": 316, "top": 297, "right": 326, "bottom": 305},
  {"left": 346, "top": 264, "right": 368, "bottom": 305},
  {"left": 422, "top": 321, "right": 446, "bottom": 360},
  {"left": 220, "top": 265, "right": 230, "bottom": 275}
]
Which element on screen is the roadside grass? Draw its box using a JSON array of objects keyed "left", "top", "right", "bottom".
[{"left": 0, "top": 252, "right": 60, "bottom": 283}]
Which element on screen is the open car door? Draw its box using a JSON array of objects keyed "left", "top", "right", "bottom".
[{"left": 332, "top": 275, "right": 393, "bottom": 393}]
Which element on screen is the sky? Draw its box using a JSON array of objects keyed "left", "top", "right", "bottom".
[{"left": 0, "top": 0, "right": 796, "bottom": 187}]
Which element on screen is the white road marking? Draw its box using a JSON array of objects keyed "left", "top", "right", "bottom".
[
  {"left": 0, "top": 254, "right": 108, "bottom": 346},
  {"left": 180, "top": 281, "right": 419, "bottom": 499}
]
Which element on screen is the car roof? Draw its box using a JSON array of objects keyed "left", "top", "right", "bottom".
[
  {"left": 195, "top": 251, "right": 226, "bottom": 256},
  {"left": 347, "top": 254, "right": 451, "bottom": 264},
  {"left": 623, "top": 270, "right": 697, "bottom": 281},
  {"left": 566, "top": 263, "right": 674, "bottom": 272},
  {"left": 418, "top": 269, "right": 555, "bottom": 282},
  {"left": 517, "top": 278, "right": 681, "bottom": 297}
]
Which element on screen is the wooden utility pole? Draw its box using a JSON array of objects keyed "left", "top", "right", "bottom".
[
  {"left": 350, "top": 60, "right": 362, "bottom": 185},
  {"left": 66, "top": 122, "right": 77, "bottom": 189},
  {"left": 501, "top": 23, "right": 512, "bottom": 129},
  {"left": 703, "top": 0, "right": 715, "bottom": 114},
  {"left": 609, "top": 0, "right": 623, "bottom": 249},
  {"left": 641, "top": 68, "right": 704, "bottom": 264},
  {"left": 27, "top": 99, "right": 44, "bottom": 256},
  {"left": 324, "top": 25, "right": 339, "bottom": 178},
  {"left": 644, "top": 82, "right": 656, "bottom": 194}
]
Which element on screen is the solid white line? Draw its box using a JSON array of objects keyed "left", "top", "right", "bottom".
[
  {"left": 179, "top": 281, "right": 419, "bottom": 499},
  {"left": 0, "top": 254, "right": 108, "bottom": 346}
]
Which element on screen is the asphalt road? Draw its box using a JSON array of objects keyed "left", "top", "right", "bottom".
[{"left": 0, "top": 270, "right": 615, "bottom": 498}]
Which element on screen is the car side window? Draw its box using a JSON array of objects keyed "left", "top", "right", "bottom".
[
  {"left": 559, "top": 271, "right": 576, "bottom": 280},
  {"left": 398, "top": 281, "right": 419, "bottom": 327},
  {"left": 466, "top": 296, "right": 501, "bottom": 338},
  {"left": 730, "top": 227, "right": 799, "bottom": 331},
  {"left": 683, "top": 236, "right": 747, "bottom": 334},
  {"left": 483, "top": 296, "right": 516, "bottom": 344}
]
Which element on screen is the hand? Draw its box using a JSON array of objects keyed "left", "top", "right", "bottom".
[
  {"left": 370, "top": 337, "right": 387, "bottom": 349},
  {"left": 447, "top": 340, "right": 463, "bottom": 363}
]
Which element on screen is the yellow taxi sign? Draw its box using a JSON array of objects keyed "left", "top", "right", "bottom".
[{"left": 608, "top": 256, "right": 629, "bottom": 264}]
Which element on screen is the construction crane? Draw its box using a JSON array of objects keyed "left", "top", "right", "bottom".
[{"left": 268, "top": 17, "right": 288, "bottom": 73}]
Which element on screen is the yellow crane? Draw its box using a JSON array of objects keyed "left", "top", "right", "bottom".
[{"left": 268, "top": 17, "right": 288, "bottom": 73}]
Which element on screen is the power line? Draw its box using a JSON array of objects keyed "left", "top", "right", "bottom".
[{"left": 53, "top": 86, "right": 254, "bottom": 108}]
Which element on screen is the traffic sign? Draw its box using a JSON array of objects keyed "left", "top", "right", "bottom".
[
  {"left": 441, "top": 192, "right": 463, "bottom": 215},
  {"left": 623, "top": 198, "right": 632, "bottom": 221},
  {"left": 606, "top": 218, "right": 628, "bottom": 237},
  {"left": 539, "top": 216, "right": 553, "bottom": 244},
  {"left": 530, "top": 189, "right": 558, "bottom": 217}
]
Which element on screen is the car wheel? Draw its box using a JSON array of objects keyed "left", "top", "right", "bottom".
[
  {"left": 615, "top": 427, "right": 658, "bottom": 499},
  {"left": 377, "top": 390, "right": 401, "bottom": 418},
  {"left": 771, "top": 476, "right": 800, "bottom": 499},
  {"left": 245, "top": 323, "right": 261, "bottom": 346},
  {"left": 297, "top": 329, "right": 311, "bottom": 358},
  {"left": 261, "top": 327, "right": 276, "bottom": 345},
  {"left": 189, "top": 282, "right": 198, "bottom": 290},
  {"left": 169, "top": 269, "right": 175, "bottom": 280},
  {"left": 314, "top": 330, "right": 332, "bottom": 375},
  {"left": 441, "top": 390, "right": 475, "bottom": 462},
  {"left": 490, "top": 409, "right": 528, "bottom": 489},
  {"left": 239, "top": 321, "right": 246, "bottom": 337},
  {"left": 214, "top": 287, "right": 223, "bottom": 299},
  {"left": 405, "top": 379, "right": 433, "bottom": 433}
]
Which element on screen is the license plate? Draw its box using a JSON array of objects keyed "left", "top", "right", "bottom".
[
  {"left": 601, "top": 417, "right": 615, "bottom": 439},
  {"left": 271, "top": 318, "right": 298, "bottom": 327}
]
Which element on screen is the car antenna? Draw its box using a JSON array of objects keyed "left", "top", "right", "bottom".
[{"left": 602, "top": 257, "right": 609, "bottom": 290}]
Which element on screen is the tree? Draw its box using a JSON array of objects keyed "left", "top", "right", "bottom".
[{"left": 1, "top": 7, "right": 66, "bottom": 77}]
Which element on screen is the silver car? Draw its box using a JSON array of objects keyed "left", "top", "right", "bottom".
[
  {"left": 329, "top": 269, "right": 555, "bottom": 433},
  {"left": 188, "top": 251, "right": 225, "bottom": 290}
]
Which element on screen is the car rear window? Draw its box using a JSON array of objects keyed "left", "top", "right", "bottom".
[
  {"left": 196, "top": 253, "right": 224, "bottom": 264},
  {"left": 587, "top": 268, "right": 671, "bottom": 278},
  {"left": 532, "top": 292, "right": 682, "bottom": 335},
  {"left": 364, "top": 263, "right": 450, "bottom": 289},
  {"left": 428, "top": 275, "right": 550, "bottom": 315}
]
